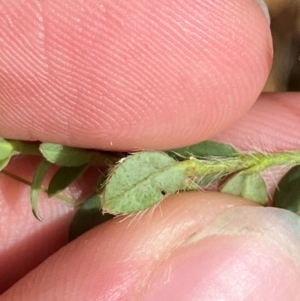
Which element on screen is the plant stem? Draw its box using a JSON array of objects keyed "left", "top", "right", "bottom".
[
  {"left": 89, "top": 151, "right": 123, "bottom": 166},
  {"left": 250, "top": 151, "right": 300, "bottom": 171},
  {"left": 9, "top": 140, "right": 41, "bottom": 156},
  {"left": 182, "top": 150, "right": 300, "bottom": 177},
  {"left": 1, "top": 169, "right": 76, "bottom": 205}
]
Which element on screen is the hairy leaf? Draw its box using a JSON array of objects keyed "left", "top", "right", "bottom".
[
  {"left": 68, "top": 194, "right": 113, "bottom": 241},
  {"left": 220, "top": 171, "right": 268, "bottom": 205},
  {"left": 30, "top": 159, "right": 51, "bottom": 220},
  {"left": 102, "top": 152, "right": 186, "bottom": 215},
  {"left": 273, "top": 165, "right": 300, "bottom": 214},
  {"left": 168, "top": 140, "right": 239, "bottom": 159},
  {"left": 40, "top": 143, "right": 91, "bottom": 166},
  {"left": 48, "top": 164, "right": 89, "bottom": 196}
]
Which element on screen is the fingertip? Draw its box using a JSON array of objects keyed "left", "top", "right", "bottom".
[
  {"left": 214, "top": 92, "right": 300, "bottom": 152},
  {"left": 0, "top": 0, "right": 272, "bottom": 150}
]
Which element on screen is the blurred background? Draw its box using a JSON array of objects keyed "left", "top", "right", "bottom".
[{"left": 264, "top": 0, "right": 300, "bottom": 91}]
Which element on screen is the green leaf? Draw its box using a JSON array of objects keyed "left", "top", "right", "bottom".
[
  {"left": 0, "top": 138, "right": 14, "bottom": 160},
  {"left": 168, "top": 140, "right": 239, "bottom": 159},
  {"left": 0, "top": 157, "right": 12, "bottom": 171},
  {"left": 40, "top": 143, "right": 91, "bottom": 166},
  {"left": 68, "top": 194, "right": 113, "bottom": 241},
  {"left": 48, "top": 164, "right": 89, "bottom": 196},
  {"left": 0, "top": 138, "right": 14, "bottom": 170},
  {"left": 273, "top": 165, "right": 300, "bottom": 214},
  {"left": 102, "top": 151, "right": 186, "bottom": 215},
  {"left": 30, "top": 159, "right": 51, "bottom": 220},
  {"left": 8, "top": 140, "right": 40, "bottom": 155},
  {"left": 220, "top": 171, "right": 268, "bottom": 205}
]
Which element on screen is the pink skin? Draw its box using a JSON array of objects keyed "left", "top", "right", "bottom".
[
  {"left": 143, "top": 234, "right": 300, "bottom": 301},
  {"left": 1, "top": 0, "right": 300, "bottom": 299},
  {"left": 1, "top": 0, "right": 271, "bottom": 149}
]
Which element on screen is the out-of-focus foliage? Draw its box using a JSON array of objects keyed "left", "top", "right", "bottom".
[{"left": 264, "top": 0, "right": 300, "bottom": 91}]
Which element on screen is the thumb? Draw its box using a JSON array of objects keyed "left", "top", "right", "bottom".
[
  {"left": 143, "top": 206, "right": 300, "bottom": 301},
  {"left": 3, "top": 193, "right": 300, "bottom": 300}
]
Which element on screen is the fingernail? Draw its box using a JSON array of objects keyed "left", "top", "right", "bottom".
[
  {"left": 253, "top": 0, "right": 270, "bottom": 24},
  {"left": 143, "top": 235, "right": 300, "bottom": 300},
  {"left": 186, "top": 206, "right": 300, "bottom": 267},
  {"left": 142, "top": 207, "right": 300, "bottom": 300}
]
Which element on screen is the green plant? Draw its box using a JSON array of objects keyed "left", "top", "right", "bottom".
[{"left": 1, "top": 138, "right": 300, "bottom": 240}]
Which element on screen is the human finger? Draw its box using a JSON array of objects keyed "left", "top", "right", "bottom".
[
  {"left": 214, "top": 92, "right": 300, "bottom": 195},
  {"left": 1, "top": 91, "right": 299, "bottom": 292},
  {"left": 0, "top": 192, "right": 257, "bottom": 300},
  {"left": 0, "top": 156, "right": 99, "bottom": 293},
  {"left": 214, "top": 92, "right": 300, "bottom": 151},
  {"left": 2, "top": 192, "right": 300, "bottom": 300},
  {"left": 0, "top": 0, "right": 272, "bottom": 150}
]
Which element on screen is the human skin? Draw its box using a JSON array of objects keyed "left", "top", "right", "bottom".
[{"left": 0, "top": 0, "right": 300, "bottom": 300}]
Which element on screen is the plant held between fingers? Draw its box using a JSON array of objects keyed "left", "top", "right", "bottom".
[{"left": 1, "top": 138, "right": 300, "bottom": 240}]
